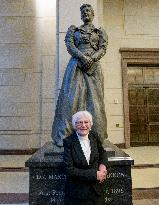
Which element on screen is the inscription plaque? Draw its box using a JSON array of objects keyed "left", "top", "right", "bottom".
[
  {"left": 29, "top": 168, "right": 66, "bottom": 205},
  {"left": 104, "top": 166, "right": 132, "bottom": 205}
]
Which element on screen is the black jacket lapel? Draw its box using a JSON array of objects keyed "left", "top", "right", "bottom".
[
  {"left": 89, "top": 132, "right": 97, "bottom": 166},
  {"left": 72, "top": 132, "right": 88, "bottom": 166}
]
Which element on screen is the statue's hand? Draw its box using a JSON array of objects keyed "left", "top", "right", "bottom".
[{"left": 81, "top": 56, "right": 93, "bottom": 71}]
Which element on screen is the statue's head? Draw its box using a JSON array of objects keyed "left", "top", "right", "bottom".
[{"left": 80, "top": 4, "right": 94, "bottom": 23}]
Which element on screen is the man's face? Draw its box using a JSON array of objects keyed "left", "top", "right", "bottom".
[
  {"left": 75, "top": 117, "right": 91, "bottom": 136},
  {"left": 81, "top": 6, "right": 94, "bottom": 23}
]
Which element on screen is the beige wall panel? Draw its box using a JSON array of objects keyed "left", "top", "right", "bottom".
[
  {"left": 42, "top": 117, "right": 53, "bottom": 132},
  {"left": 42, "top": 129, "right": 52, "bottom": 135},
  {"left": 35, "top": 0, "right": 56, "bottom": 17},
  {"left": 120, "top": 38, "right": 159, "bottom": 48},
  {"left": 42, "top": 102, "right": 55, "bottom": 118},
  {"left": 102, "top": 42, "right": 122, "bottom": 63},
  {"left": 0, "top": 44, "right": 36, "bottom": 69},
  {"left": 41, "top": 101, "right": 55, "bottom": 142},
  {"left": 36, "top": 18, "right": 56, "bottom": 56},
  {"left": 106, "top": 104, "right": 123, "bottom": 116},
  {"left": 0, "top": 17, "right": 36, "bottom": 44},
  {"left": 0, "top": 134, "right": 40, "bottom": 149},
  {"left": 102, "top": 50, "right": 121, "bottom": 64},
  {"left": 102, "top": 61, "right": 122, "bottom": 77},
  {"left": 107, "top": 115, "right": 124, "bottom": 131},
  {"left": 42, "top": 56, "right": 55, "bottom": 84},
  {"left": 42, "top": 85, "right": 55, "bottom": 99},
  {"left": 32, "top": 115, "right": 43, "bottom": 133},
  {"left": 104, "top": 15, "right": 123, "bottom": 28},
  {"left": 124, "top": 0, "right": 159, "bottom": 17},
  {"left": 102, "top": 46, "right": 122, "bottom": 91},
  {"left": 0, "top": 117, "right": 31, "bottom": 130},
  {"left": 104, "top": 72, "right": 122, "bottom": 89},
  {"left": 41, "top": 55, "right": 56, "bottom": 98},
  {"left": 0, "top": 45, "right": 11, "bottom": 68},
  {"left": 104, "top": 88, "right": 123, "bottom": 104},
  {"left": 105, "top": 26, "right": 124, "bottom": 39},
  {"left": 0, "top": 75, "right": 40, "bottom": 103},
  {"left": 24, "top": 72, "right": 41, "bottom": 100},
  {"left": 59, "top": 0, "right": 98, "bottom": 32},
  {"left": 97, "top": 0, "right": 104, "bottom": 26},
  {"left": 107, "top": 130, "right": 125, "bottom": 144},
  {"left": 0, "top": 102, "right": 38, "bottom": 116},
  {"left": 0, "top": 71, "right": 25, "bottom": 86},
  {"left": 0, "top": 86, "right": 33, "bottom": 102},
  {"left": 11, "top": 44, "right": 36, "bottom": 69},
  {"left": 104, "top": 0, "right": 123, "bottom": 16},
  {"left": 41, "top": 134, "right": 52, "bottom": 146},
  {"left": 0, "top": 0, "right": 36, "bottom": 16},
  {"left": 125, "top": 15, "right": 159, "bottom": 36}
]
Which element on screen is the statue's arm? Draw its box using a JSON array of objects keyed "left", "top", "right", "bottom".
[
  {"left": 91, "top": 28, "right": 108, "bottom": 62},
  {"left": 65, "top": 25, "right": 85, "bottom": 61}
]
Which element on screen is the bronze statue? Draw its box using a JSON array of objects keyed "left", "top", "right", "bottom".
[{"left": 52, "top": 4, "right": 108, "bottom": 146}]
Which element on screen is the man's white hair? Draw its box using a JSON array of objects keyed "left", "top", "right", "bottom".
[{"left": 72, "top": 110, "right": 93, "bottom": 129}]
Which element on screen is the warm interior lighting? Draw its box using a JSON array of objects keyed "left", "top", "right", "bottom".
[{"left": 36, "top": 0, "right": 56, "bottom": 17}]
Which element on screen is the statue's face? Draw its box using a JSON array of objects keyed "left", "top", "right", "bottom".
[
  {"left": 75, "top": 117, "right": 91, "bottom": 136},
  {"left": 81, "top": 6, "right": 94, "bottom": 23}
]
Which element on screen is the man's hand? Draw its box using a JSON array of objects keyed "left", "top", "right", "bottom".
[
  {"left": 99, "top": 164, "right": 107, "bottom": 173},
  {"left": 97, "top": 170, "right": 106, "bottom": 183},
  {"left": 98, "top": 164, "right": 107, "bottom": 183}
]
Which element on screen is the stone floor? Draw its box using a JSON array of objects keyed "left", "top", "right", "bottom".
[
  {"left": 123, "top": 146, "right": 159, "bottom": 188},
  {"left": 133, "top": 199, "right": 159, "bottom": 204},
  {"left": 122, "top": 146, "right": 159, "bottom": 165},
  {"left": 0, "top": 199, "right": 159, "bottom": 204}
]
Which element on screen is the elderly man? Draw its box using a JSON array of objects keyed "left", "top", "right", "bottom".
[{"left": 63, "top": 111, "right": 108, "bottom": 205}]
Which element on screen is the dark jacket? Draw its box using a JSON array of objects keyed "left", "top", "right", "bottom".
[{"left": 63, "top": 131, "right": 108, "bottom": 201}]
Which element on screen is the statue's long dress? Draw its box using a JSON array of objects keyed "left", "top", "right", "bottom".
[{"left": 52, "top": 24, "right": 108, "bottom": 146}]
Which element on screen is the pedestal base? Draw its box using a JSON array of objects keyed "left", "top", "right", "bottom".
[{"left": 26, "top": 141, "right": 134, "bottom": 205}]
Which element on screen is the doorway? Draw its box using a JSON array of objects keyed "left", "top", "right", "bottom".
[
  {"left": 128, "top": 66, "right": 159, "bottom": 146},
  {"left": 120, "top": 48, "right": 159, "bottom": 147},
  {"left": 127, "top": 65, "right": 159, "bottom": 145}
]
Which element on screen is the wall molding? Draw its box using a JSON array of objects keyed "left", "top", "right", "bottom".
[{"left": 0, "top": 148, "right": 38, "bottom": 155}]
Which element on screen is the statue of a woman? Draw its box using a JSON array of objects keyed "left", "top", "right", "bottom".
[{"left": 52, "top": 4, "right": 108, "bottom": 146}]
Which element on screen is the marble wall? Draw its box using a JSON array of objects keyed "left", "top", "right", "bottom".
[
  {"left": 0, "top": 0, "right": 56, "bottom": 149},
  {"left": 103, "top": 0, "right": 159, "bottom": 144}
]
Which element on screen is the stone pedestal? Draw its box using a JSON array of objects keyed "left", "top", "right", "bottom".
[{"left": 25, "top": 141, "right": 134, "bottom": 205}]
